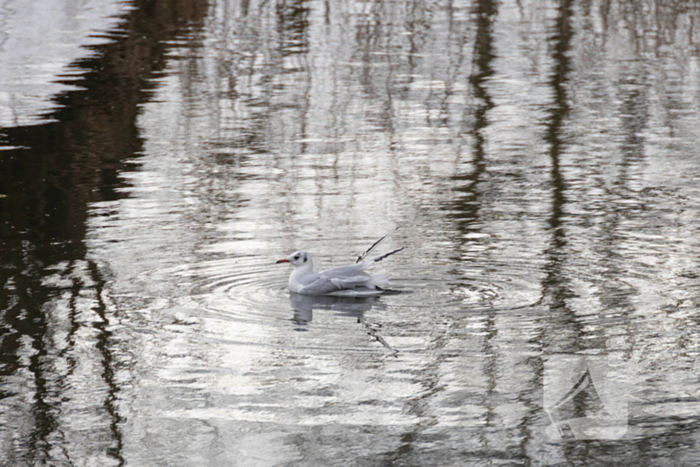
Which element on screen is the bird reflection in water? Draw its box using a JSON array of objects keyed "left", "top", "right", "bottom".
[
  {"left": 288, "top": 294, "right": 398, "bottom": 355},
  {"left": 289, "top": 293, "right": 384, "bottom": 326}
]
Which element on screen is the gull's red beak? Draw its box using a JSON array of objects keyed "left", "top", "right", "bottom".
[{"left": 276, "top": 258, "right": 289, "bottom": 264}]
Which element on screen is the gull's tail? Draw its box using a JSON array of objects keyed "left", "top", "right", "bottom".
[{"left": 370, "top": 270, "right": 390, "bottom": 287}]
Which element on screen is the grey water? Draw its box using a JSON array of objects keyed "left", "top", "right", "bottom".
[{"left": 1, "top": 0, "right": 700, "bottom": 465}]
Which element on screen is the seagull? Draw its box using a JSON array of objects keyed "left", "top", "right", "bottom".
[{"left": 276, "top": 232, "right": 404, "bottom": 297}]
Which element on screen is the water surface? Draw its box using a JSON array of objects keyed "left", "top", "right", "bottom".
[{"left": 2, "top": 0, "right": 700, "bottom": 465}]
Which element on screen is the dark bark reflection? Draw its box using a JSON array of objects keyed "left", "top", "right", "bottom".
[
  {"left": 0, "top": 1, "right": 207, "bottom": 464},
  {"left": 541, "top": 0, "right": 576, "bottom": 348},
  {"left": 447, "top": 0, "right": 495, "bottom": 230}
]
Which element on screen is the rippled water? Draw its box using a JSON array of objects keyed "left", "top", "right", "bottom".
[{"left": 2, "top": 0, "right": 700, "bottom": 465}]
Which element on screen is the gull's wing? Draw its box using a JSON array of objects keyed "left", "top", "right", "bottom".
[
  {"left": 329, "top": 275, "right": 373, "bottom": 289},
  {"left": 299, "top": 271, "right": 373, "bottom": 295},
  {"left": 297, "top": 276, "right": 338, "bottom": 295},
  {"left": 320, "top": 263, "right": 370, "bottom": 276}
]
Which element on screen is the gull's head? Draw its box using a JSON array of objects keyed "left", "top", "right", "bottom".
[{"left": 276, "top": 251, "right": 312, "bottom": 267}]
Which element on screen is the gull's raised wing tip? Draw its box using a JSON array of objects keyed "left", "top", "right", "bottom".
[
  {"left": 355, "top": 228, "right": 401, "bottom": 264},
  {"left": 370, "top": 246, "right": 405, "bottom": 264}
]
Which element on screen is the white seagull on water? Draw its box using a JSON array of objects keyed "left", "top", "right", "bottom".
[{"left": 276, "top": 232, "right": 404, "bottom": 297}]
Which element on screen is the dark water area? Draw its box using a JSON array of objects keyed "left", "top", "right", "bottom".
[{"left": 1, "top": 0, "right": 700, "bottom": 465}]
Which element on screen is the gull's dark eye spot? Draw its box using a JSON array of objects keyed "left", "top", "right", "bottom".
[
  {"left": 294, "top": 255, "right": 300, "bottom": 260},
  {"left": 304, "top": 256, "right": 307, "bottom": 263}
]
